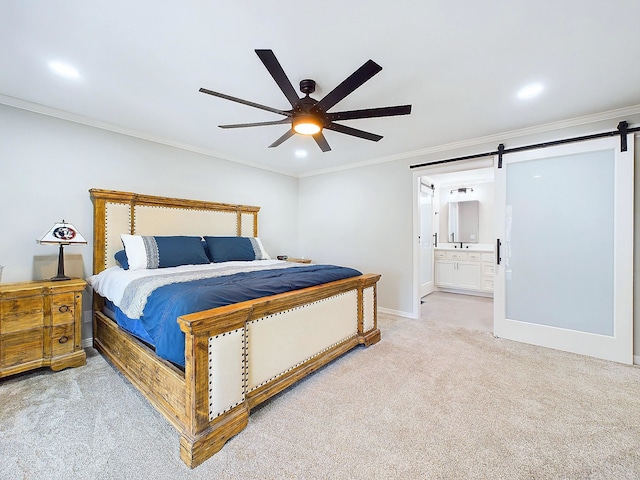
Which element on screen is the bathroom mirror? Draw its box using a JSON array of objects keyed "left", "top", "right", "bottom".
[{"left": 448, "top": 200, "right": 479, "bottom": 243}]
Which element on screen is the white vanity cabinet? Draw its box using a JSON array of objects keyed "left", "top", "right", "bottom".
[
  {"left": 435, "top": 249, "right": 494, "bottom": 295},
  {"left": 481, "top": 252, "right": 495, "bottom": 292}
]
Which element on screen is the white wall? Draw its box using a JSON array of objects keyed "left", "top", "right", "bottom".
[
  {"left": 298, "top": 160, "right": 414, "bottom": 317},
  {"left": 0, "top": 103, "right": 299, "bottom": 339}
]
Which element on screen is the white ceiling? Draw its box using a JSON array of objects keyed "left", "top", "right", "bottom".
[{"left": 2, "top": 1, "right": 640, "bottom": 176}]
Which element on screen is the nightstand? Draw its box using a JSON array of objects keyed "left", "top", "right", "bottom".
[
  {"left": 0, "top": 278, "right": 86, "bottom": 378},
  {"left": 286, "top": 257, "right": 312, "bottom": 264}
]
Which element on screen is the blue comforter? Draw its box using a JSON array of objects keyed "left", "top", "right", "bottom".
[{"left": 114, "top": 264, "right": 362, "bottom": 367}]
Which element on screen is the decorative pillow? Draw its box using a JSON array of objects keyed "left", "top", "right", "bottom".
[
  {"left": 251, "top": 237, "right": 271, "bottom": 260},
  {"left": 203, "top": 236, "right": 271, "bottom": 263},
  {"left": 121, "top": 234, "right": 210, "bottom": 270},
  {"left": 114, "top": 250, "right": 130, "bottom": 270}
]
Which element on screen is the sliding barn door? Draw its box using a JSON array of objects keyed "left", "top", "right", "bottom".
[{"left": 494, "top": 135, "right": 634, "bottom": 364}]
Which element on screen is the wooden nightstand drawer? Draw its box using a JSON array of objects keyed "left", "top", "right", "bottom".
[
  {"left": 51, "top": 293, "right": 76, "bottom": 325},
  {"left": 51, "top": 323, "right": 74, "bottom": 355},
  {"left": 1, "top": 329, "right": 44, "bottom": 367},
  {"left": 0, "top": 297, "right": 44, "bottom": 333}
]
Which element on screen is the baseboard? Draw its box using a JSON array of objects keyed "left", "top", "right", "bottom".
[
  {"left": 634, "top": 355, "right": 640, "bottom": 366},
  {"left": 378, "top": 307, "right": 416, "bottom": 319},
  {"left": 82, "top": 338, "right": 93, "bottom": 349}
]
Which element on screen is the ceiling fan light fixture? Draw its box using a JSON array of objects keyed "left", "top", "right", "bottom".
[
  {"left": 292, "top": 115, "right": 322, "bottom": 135},
  {"left": 200, "top": 49, "right": 412, "bottom": 152}
]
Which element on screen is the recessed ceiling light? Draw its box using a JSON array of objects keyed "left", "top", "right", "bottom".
[
  {"left": 295, "top": 149, "right": 308, "bottom": 159},
  {"left": 49, "top": 61, "right": 80, "bottom": 79},
  {"left": 517, "top": 82, "right": 543, "bottom": 100}
]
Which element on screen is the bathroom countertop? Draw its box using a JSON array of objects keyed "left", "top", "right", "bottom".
[{"left": 434, "top": 243, "right": 494, "bottom": 252}]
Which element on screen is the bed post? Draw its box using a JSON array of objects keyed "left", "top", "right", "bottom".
[
  {"left": 178, "top": 306, "right": 252, "bottom": 468},
  {"left": 358, "top": 274, "right": 381, "bottom": 346}
]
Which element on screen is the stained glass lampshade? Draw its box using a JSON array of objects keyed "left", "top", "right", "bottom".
[{"left": 38, "top": 220, "right": 87, "bottom": 281}]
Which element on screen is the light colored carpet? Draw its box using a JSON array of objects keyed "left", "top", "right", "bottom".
[{"left": 2, "top": 313, "right": 640, "bottom": 480}]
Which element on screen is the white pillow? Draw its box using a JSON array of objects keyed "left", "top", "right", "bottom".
[
  {"left": 121, "top": 234, "right": 151, "bottom": 270},
  {"left": 251, "top": 237, "right": 271, "bottom": 260}
]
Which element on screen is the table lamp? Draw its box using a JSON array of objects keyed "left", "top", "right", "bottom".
[{"left": 38, "top": 220, "right": 87, "bottom": 281}]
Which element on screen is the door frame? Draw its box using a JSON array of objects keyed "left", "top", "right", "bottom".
[
  {"left": 418, "top": 178, "right": 435, "bottom": 298},
  {"left": 411, "top": 158, "right": 494, "bottom": 319}
]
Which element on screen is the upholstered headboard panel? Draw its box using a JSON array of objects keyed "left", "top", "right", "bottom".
[{"left": 90, "top": 189, "right": 259, "bottom": 273}]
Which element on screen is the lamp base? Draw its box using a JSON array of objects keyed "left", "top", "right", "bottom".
[
  {"left": 50, "top": 244, "right": 70, "bottom": 282},
  {"left": 50, "top": 274, "right": 72, "bottom": 282}
]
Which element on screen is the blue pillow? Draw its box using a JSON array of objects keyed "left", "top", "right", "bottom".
[
  {"left": 203, "top": 236, "right": 270, "bottom": 263},
  {"left": 121, "top": 234, "right": 210, "bottom": 270},
  {"left": 114, "top": 249, "right": 130, "bottom": 270}
]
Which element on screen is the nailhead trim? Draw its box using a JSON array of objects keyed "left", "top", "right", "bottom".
[
  {"left": 207, "top": 327, "right": 246, "bottom": 421},
  {"left": 104, "top": 203, "right": 132, "bottom": 270}
]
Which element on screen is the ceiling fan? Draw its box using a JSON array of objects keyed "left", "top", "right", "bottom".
[{"left": 199, "top": 49, "right": 412, "bottom": 152}]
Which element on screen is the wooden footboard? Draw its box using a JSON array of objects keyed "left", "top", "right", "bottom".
[
  {"left": 178, "top": 273, "right": 380, "bottom": 467},
  {"left": 93, "top": 273, "right": 380, "bottom": 468}
]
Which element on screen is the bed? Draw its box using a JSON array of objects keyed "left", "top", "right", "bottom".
[{"left": 88, "top": 189, "right": 381, "bottom": 468}]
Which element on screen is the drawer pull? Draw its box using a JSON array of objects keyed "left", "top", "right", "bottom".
[
  {"left": 58, "top": 335, "right": 69, "bottom": 344},
  {"left": 58, "top": 305, "right": 70, "bottom": 313}
]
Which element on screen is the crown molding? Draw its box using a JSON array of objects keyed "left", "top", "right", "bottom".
[
  {"left": 3, "top": 93, "right": 638, "bottom": 180},
  {"left": 0, "top": 94, "right": 297, "bottom": 178},
  {"left": 299, "top": 104, "right": 640, "bottom": 178}
]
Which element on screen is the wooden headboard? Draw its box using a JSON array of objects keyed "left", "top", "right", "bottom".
[{"left": 89, "top": 189, "right": 260, "bottom": 274}]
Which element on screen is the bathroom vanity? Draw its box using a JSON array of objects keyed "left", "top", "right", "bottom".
[{"left": 434, "top": 245, "right": 494, "bottom": 296}]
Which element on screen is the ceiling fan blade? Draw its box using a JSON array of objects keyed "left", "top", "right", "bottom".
[
  {"left": 327, "top": 104, "right": 412, "bottom": 122},
  {"left": 268, "top": 129, "right": 295, "bottom": 148},
  {"left": 313, "top": 60, "right": 383, "bottom": 113},
  {"left": 312, "top": 132, "right": 331, "bottom": 152},
  {"left": 219, "top": 119, "right": 291, "bottom": 129},
  {"left": 324, "top": 122, "right": 383, "bottom": 142},
  {"left": 255, "top": 49, "right": 300, "bottom": 107},
  {"left": 199, "top": 88, "right": 291, "bottom": 116}
]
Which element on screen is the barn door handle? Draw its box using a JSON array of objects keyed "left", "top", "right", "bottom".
[{"left": 496, "top": 239, "right": 502, "bottom": 265}]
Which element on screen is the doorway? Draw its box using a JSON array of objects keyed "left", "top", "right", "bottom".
[{"left": 414, "top": 159, "right": 495, "bottom": 333}]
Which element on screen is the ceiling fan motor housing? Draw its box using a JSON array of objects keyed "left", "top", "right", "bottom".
[{"left": 299, "top": 79, "right": 316, "bottom": 95}]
